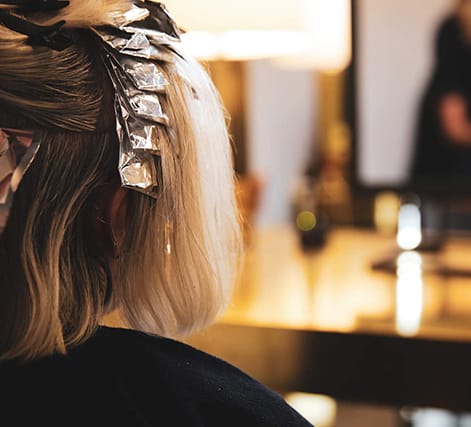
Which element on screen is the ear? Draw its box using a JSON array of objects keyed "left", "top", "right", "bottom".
[{"left": 107, "top": 185, "right": 128, "bottom": 258}]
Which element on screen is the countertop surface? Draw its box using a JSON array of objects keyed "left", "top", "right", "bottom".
[{"left": 219, "top": 225, "right": 471, "bottom": 342}]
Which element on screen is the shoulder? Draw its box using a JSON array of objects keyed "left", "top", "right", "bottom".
[
  {"left": 436, "top": 16, "right": 460, "bottom": 46},
  {"left": 96, "top": 327, "right": 314, "bottom": 426},
  {"left": 439, "top": 15, "right": 459, "bottom": 34},
  {"left": 0, "top": 326, "right": 312, "bottom": 426}
]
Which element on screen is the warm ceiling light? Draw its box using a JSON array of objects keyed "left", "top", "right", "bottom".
[
  {"left": 165, "top": 0, "right": 351, "bottom": 71},
  {"left": 274, "top": 0, "right": 352, "bottom": 73}
]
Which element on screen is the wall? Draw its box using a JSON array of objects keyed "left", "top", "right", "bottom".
[
  {"left": 357, "top": 0, "right": 453, "bottom": 186},
  {"left": 246, "top": 59, "right": 317, "bottom": 227}
]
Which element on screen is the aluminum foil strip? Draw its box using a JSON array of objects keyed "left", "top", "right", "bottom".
[
  {"left": 0, "top": 130, "right": 40, "bottom": 229},
  {"left": 118, "top": 150, "right": 160, "bottom": 196},
  {"left": 121, "top": 25, "right": 180, "bottom": 44},
  {"left": 119, "top": 101, "right": 161, "bottom": 154},
  {"left": 124, "top": 88, "right": 168, "bottom": 124},
  {"left": 96, "top": 30, "right": 176, "bottom": 62},
  {"left": 115, "top": 103, "right": 160, "bottom": 196},
  {"left": 106, "top": 54, "right": 170, "bottom": 126},
  {"left": 96, "top": 1, "right": 185, "bottom": 198},
  {"left": 121, "top": 58, "right": 169, "bottom": 92}
]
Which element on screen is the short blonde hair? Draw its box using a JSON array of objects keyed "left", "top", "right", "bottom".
[{"left": 0, "top": 1, "right": 241, "bottom": 361}]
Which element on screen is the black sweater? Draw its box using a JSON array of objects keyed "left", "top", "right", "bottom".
[{"left": 0, "top": 326, "right": 313, "bottom": 426}]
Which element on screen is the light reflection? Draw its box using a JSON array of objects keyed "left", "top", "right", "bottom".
[
  {"left": 173, "top": 0, "right": 351, "bottom": 70},
  {"left": 404, "top": 407, "right": 458, "bottom": 427},
  {"left": 181, "top": 31, "right": 309, "bottom": 60},
  {"left": 395, "top": 251, "right": 424, "bottom": 337},
  {"left": 296, "top": 210, "right": 317, "bottom": 232},
  {"left": 397, "top": 203, "right": 422, "bottom": 250},
  {"left": 285, "top": 392, "right": 337, "bottom": 427}
]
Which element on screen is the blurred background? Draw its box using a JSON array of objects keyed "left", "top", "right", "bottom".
[{"left": 165, "top": 1, "right": 471, "bottom": 425}]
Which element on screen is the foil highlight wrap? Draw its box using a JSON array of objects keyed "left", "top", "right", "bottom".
[
  {"left": 95, "top": 0, "right": 182, "bottom": 198},
  {"left": 0, "top": 129, "right": 39, "bottom": 230},
  {"left": 122, "top": 59, "right": 169, "bottom": 92}
]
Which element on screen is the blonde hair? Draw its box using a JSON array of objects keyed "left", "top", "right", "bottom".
[
  {"left": 457, "top": 0, "right": 471, "bottom": 43},
  {"left": 0, "top": 0, "right": 241, "bottom": 360}
]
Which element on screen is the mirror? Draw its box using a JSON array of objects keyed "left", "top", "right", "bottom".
[{"left": 351, "top": 0, "right": 471, "bottom": 234}]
